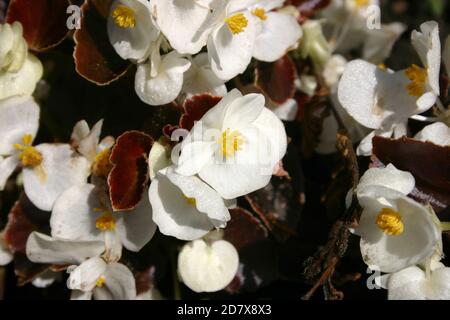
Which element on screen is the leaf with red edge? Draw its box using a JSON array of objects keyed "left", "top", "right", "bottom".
[
  {"left": 180, "top": 94, "right": 222, "bottom": 131},
  {"left": 287, "top": 0, "right": 331, "bottom": 23},
  {"left": 373, "top": 136, "right": 450, "bottom": 213},
  {"left": 6, "top": 0, "right": 71, "bottom": 52},
  {"left": 108, "top": 131, "right": 154, "bottom": 211},
  {"left": 255, "top": 55, "right": 297, "bottom": 105},
  {"left": 74, "top": 0, "right": 131, "bottom": 85}
]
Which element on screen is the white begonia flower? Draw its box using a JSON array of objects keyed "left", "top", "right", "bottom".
[
  {"left": 178, "top": 238, "right": 239, "bottom": 293},
  {"left": 70, "top": 119, "right": 115, "bottom": 178},
  {"left": 68, "top": 257, "right": 136, "bottom": 300},
  {"left": 298, "top": 20, "right": 331, "bottom": 70},
  {"left": 182, "top": 53, "right": 228, "bottom": 97},
  {"left": 355, "top": 165, "right": 441, "bottom": 273},
  {"left": 0, "top": 96, "right": 39, "bottom": 190},
  {"left": 135, "top": 37, "right": 191, "bottom": 106},
  {"left": 250, "top": 0, "right": 302, "bottom": 62},
  {"left": 0, "top": 22, "right": 43, "bottom": 100},
  {"left": 149, "top": 166, "right": 231, "bottom": 241},
  {"left": 338, "top": 21, "right": 441, "bottom": 156},
  {"left": 384, "top": 262, "right": 450, "bottom": 300},
  {"left": 0, "top": 231, "right": 12, "bottom": 265},
  {"left": 51, "top": 183, "right": 156, "bottom": 262},
  {"left": 107, "top": 0, "right": 159, "bottom": 62},
  {"left": 176, "top": 89, "right": 287, "bottom": 199},
  {"left": 414, "top": 122, "right": 450, "bottom": 147}
]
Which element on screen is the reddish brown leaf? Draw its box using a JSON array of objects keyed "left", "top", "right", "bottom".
[
  {"left": 255, "top": 55, "right": 297, "bottom": 105},
  {"left": 180, "top": 94, "right": 222, "bottom": 131},
  {"left": 373, "top": 136, "right": 450, "bottom": 212},
  {"left": 287, "top": 0, "right": 331, "bottom": 23},
  {"left": 74, "top": 0, "right": 131, "bottom": 85},
  {"left": 6, "top": 0, "right": 70, "bottom": 51},
  {"left": 108, "top": 131, "right": 153, "bottom": 211}
]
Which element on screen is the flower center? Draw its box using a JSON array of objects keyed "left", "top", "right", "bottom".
[
  {"left": 219, "top": 128, "right": 244, "bottom": 158},
  {"left": 225, "top": 13, "right": 248, "bottom": 35},
  {"left": 354, "top": 0, "right": 369, "bottom": 8},
  {"left": 182, "top": 194, "right": 197, "bottom": 206},
  {"left": 376, "top": 208, "right": 404, "bottom": 236},
  {"left": 92, "top": 148, "right": 112, "bottom": 177},
  {"left": 252, "top": 8, "right": 267, "bottom": 21},
  {"left": 14, "top": 134, "right": 42, "bottom": 168},
  {"left": 112, "top": 5, "right": 136, "bottom": 28},
  {"left": 405, "top": 64, "right": 427, "bottom": 97},
  {"left": 95, "top": 211, "right": 116, "bottom": 231},
  {"left": 95, "top": 276, "right": 106, "bottom": 288}
]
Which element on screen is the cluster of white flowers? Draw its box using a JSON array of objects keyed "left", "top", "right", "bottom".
[{"left": 107, "top": 0, "right": 302, "bottom": 105}]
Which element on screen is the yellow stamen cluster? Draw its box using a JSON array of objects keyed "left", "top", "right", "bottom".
[
  {"left": 14, "top": 134, "right": 43, "bottom": 168},
  {"left": 220, "top": 129, "right": 244, "bottom": 158},
  {"left": 92, "top": 148, "right": 112, "bottom": 177},
  {"left": 112, "top": 5, "right": 136, "bottom": 28},
  {"left": 95, "top": 276, "right": 106, "bottom": 288},
  {"left": 182, "top": 194, "right": 197, "bottom": 206},
  {"left": 225, "top": 13, "right": 248, "bottom": 35},
  {"left": 95, "top": 211, "right": 116, "bottom": 231},
  {"left": 405, "top": 64, "right": 428, "bottom": 97},
  {"left": 252, "top": 8, "right": 267, "bottom": 21},
  {"left": 376, "top": 208, "right": 404, "bottom": 236}
]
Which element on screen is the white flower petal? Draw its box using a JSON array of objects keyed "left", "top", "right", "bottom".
[
  {"left": 107, "top": 0, "right": 159, "bottom": 61},
  {"left": 178, "top": 239, "right": 239, "bottom": 293},
  {"left": 26, "top": 232, "right": 105, "bottom": 265},
  {"left": 148, "top": 140, "right": 172, "bottom": 180},
  {"left": 176, "top": 141, "right": 215, "bottom": 177},
  {"left": 362, "top": 23, "right": 406, "bottom": 64},
  {"left": 0, "top": 54, "right": 43, "bottom": 100},
  {"left": 387, "top": 266, "right": 427, "bottom": 300},
  {"left": 135, "top": 51, "right": 191, "bottom": 106},
  {"left": 97, "top": 263, "right": 136, "bottom": 300},
  {"left": 50, "top": 183, "right": 102, "bottom": 241},
  {"left": 77, "top": 119, "right": 103, "bottom": 162},
  {"left": 356, "top": 129, "right": 393, "bottom": 157},
  {"left": 151, "top": 0, "right": 211, "bottom": 55},
  {"left": 0, "top": 155, "right": 19, "bottom": 191},
  {"left": 23, "top": 144, "right": 90, "bottom": 211},
  {"left": 31, "top": 270, "right": 59, "bottom": 288},
  {"left": 71, "top": 290, "right": 93, "bottom": 300},
  {"left": 67, "top": 257, "right": 107, "bottom": 292},
  {"left": 253, "top": 12, "right": 302, "bottom": 62},
  {"left": 149, "top": 170, "right": 214, "bottom": 241},
  {"left": 429, "top": 267, "right": 450, "bottom": 299},
  {"left": 414, "top": 122, "right": 450, "bottom": 146},
  {"left": 70, "top": 120, "right": 90, "bottom": 144},
  {"left": 222, "top": 93, "right": 265, "bottom": 129},
  {"left": 208, "top": 12, "right": 256, "bottom": 81},
  {"left": 0, "top": 95, "right": 40, "bottom": 156}
]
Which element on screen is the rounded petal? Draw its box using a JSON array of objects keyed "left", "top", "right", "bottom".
[
  {"left": 358, "top": 191, "right": 440, "bottom": 273},
  {"left": 222, "top": 93, "right": 265, "bottom": 129},
  {"left": 77, "top": 119, "right": 104, "bottom": 162},
  {"left": 149, "top": 170, "right": 214, "bottom": 241},
  {"left": 51, "top": 184, "right": 102, "bottom": 241},
  {"left": 135, "top": 51, "right": 191, "bottom": 106},
  {"left": 0, "top": 96, "right": 40, "bottom": 155},
  {"left": 116, "top": 194, "right": 156, "bottom": 252},
  {"left": 26, "top": 232, "right": 105, "bottom": 265},
  {"left": 148, "top": 140, "right": 172, "bottom": 179},
  {"left": 253, "top": 12, "right": 302, "bottom": 62},
  {"left": 67, "top": 257, "right": 107, "bottom": 292},
  {"left": 357, "top": 164, "right": 415, "bottom": 197},
  {"left": 414, "top": 122, "right": 450, "bottom": 147},
  {"left": 0, "top": 54, "right": 43, "bottom": 100},
  {"left": 387, "top": 266, "right": 427, "bottom": 300},
  {"left": 175, "top": 141, "right": 215, "bottom": 177},
  {"left": 429, "top": 267, "right": 450, "bottom": 300},
  {"left": 208, "top": 13, "right": 256, "bottom": 81},
  {"left": 23, "top": 144, "right": 90, "bottom": 211},
  {"left": 166, "top": 167, "right": 230, "bottom": 227},
  {"left": 95, "top": 263, "right": 136, "bottom": 300},
  {"left": 107, "top": 0, "right": 159, "bottom": 61},
  {"left": 151, "top": 0, "right": 211, "bottom": 54},
  {"left": 178, "top": 239, "right": 239, "bottom": 293}
]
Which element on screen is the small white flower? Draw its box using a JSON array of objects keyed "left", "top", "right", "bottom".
[
  {"left": 149, "top": 166, "right": 231, "bottom": 241},
  {"left": 51, "top": 183, "right": 156, "bottom": 262},
  {"left": 68, "top": 257, "right": 136, "bottom": 300},
  {"left": 384, "top": 262, "right": 450, "bottom": 300},
  {"left": 107, "top": 0, "right": 159, "bottom": 61},
  {"left": 176, "top": 89, "right": 287, "bottom": 199},
  {"left": 250, "top": 0, "right": 302, "bottom": 62},
  {"left": 178, "top": 237, "right": 239, "bottom": 293},
  {"left": 415, "top": 122, "right": 450, "bottom": 147},
  {"left": 0, "top": 22, "right": 43, "bottom": 100},
  {"left": 135, "top": 38, "right": 191, "bottom": 106},
  {"left": 355, "top": 165, "right": 441, "bottom": 273},
  {"left": 182, "top": 53, "right": 228, "bottom": 98}
]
